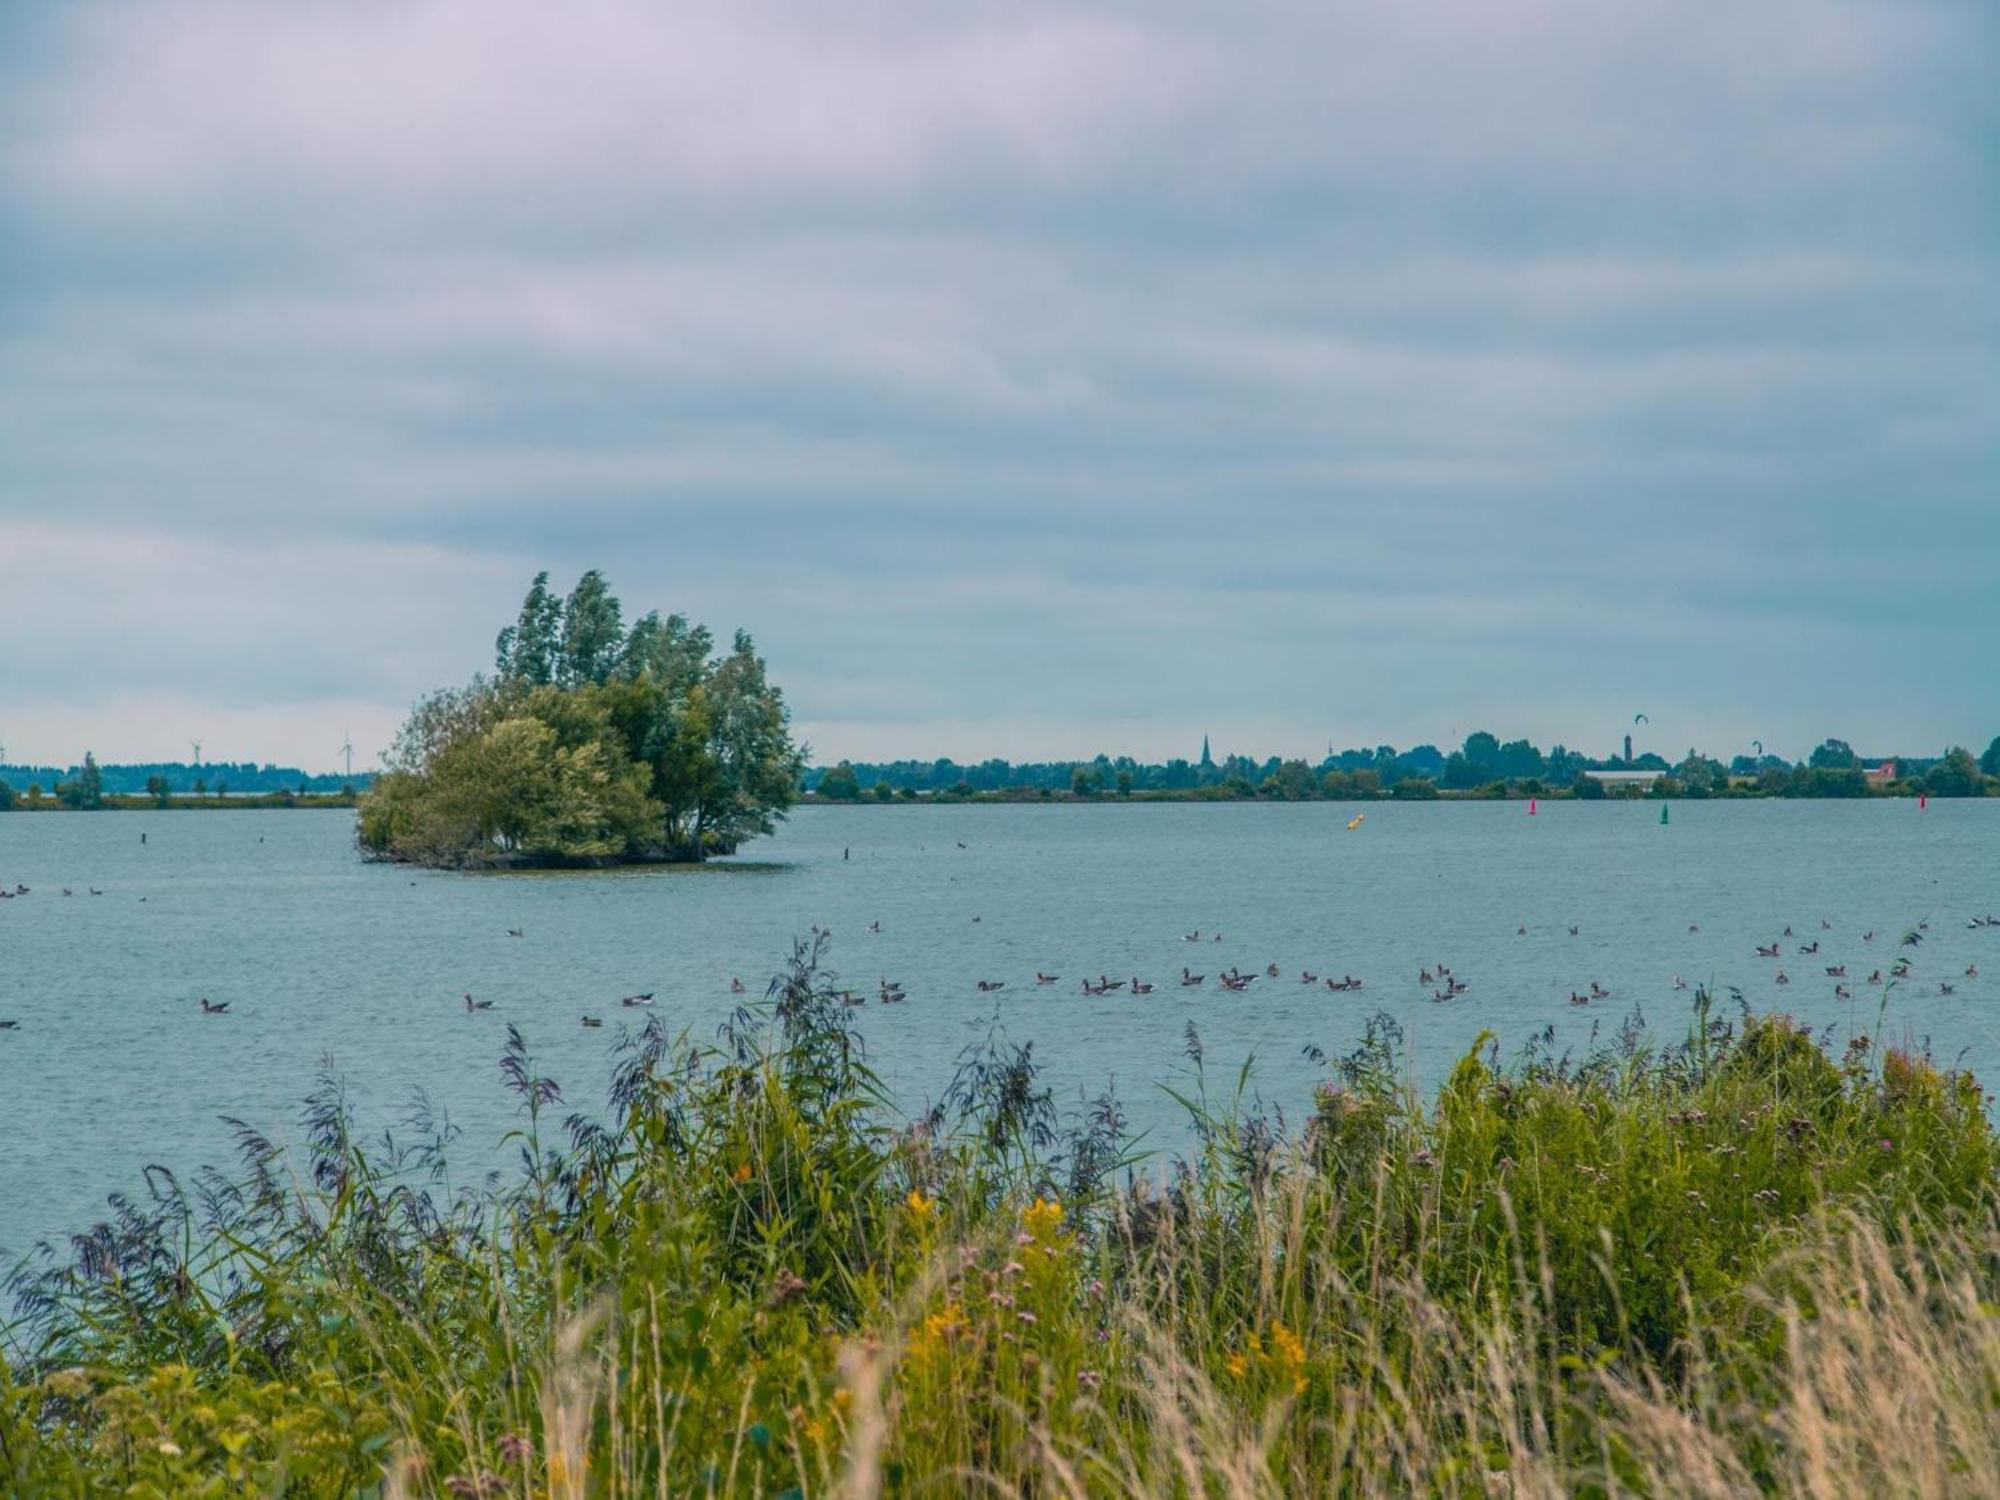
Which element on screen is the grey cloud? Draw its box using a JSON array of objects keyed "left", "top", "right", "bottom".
[{"left": 0, "top": 0, "right": 1994, "bottom": 768}]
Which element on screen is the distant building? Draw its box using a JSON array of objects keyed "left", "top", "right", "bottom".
[
  {"left": 1199, "top": 734, "right": 1214, "bottom": 769},
  {"left": 1583, "top": 769, "right": 1663, "bottom": 791},
  {"left": 1864, "top": 761, "right": 1898, "bottom": 786}
]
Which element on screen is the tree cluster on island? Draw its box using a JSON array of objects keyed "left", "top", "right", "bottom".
[
  {"left": 356, "top": 572, "right": 803, "bottom": 866},
  {"left": 811, "top": 732, "right": 2000, "bottom": 803}
]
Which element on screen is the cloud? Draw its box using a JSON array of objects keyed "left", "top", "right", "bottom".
[{"left": 0, "top": 0, "right": 1994, "bottom": 767}]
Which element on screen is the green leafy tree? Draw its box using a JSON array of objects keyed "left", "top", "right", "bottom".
[
  {"left": 818, "top": 763, "right": 861, "bottom": 801},
  {"left": 1981, "top": 737, "right": 2000, "bottom": 778},
  {"left": 1267, "top": 759, "right": 1317, "bottom": 800},
  {"left": 1924, "top": 746, "right": 1984, "bottom": 798},
  {"left": 360, "top": 575, "right": 801, "bottom": 865},
  {"left": 0, "top": 779, "right": 13, "bottom": 811},
  {"left": 695, "top": 631, "right": 806, "bottom": 853},
  {"left": 559, "top": 569, "right": 625, "bottom": 687},
  {"left": 1071, "top": 767, "right": 1094, "bottom": 797},
  {"left": 1798, "top": 766, "right": 1865, "bottom": 798},
  {"left": 1116, "top": 769, "right": 1133, "bottom": 797},
  {"left": 1460, "top": 731, "right": 1500, "bottom": 782},
  {"left": 58, "top": 753, "right": 105, "bottom": 810},
  {"left": 494, "top": 571, "right": 563, "bottom": 685},
  {"left": 620, "top": 610, "right": 711, "bottom": 691},
  {"left": 1675, "top": 752, "right": 1726, "bottom": 798},
  {"left": 1809, "top": 739, "right": 1858, "bottom": 770},
  {"left": 873, "top": 780, "right": 895, "bottom": 802},
  {"left": 145, "top": 774, "right": 171, "bottom": 807}
]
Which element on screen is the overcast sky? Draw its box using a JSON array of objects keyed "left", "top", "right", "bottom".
[{"left": 2, "top": 0, "right": 1994, "bottom": 772}]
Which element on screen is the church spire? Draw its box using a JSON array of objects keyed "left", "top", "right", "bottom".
[{"left": 1199, "top": 733, "right": 1213, "bottom": 767}]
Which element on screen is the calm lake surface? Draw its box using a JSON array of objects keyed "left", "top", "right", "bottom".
[{"left": 2, "top": 800, "right": 1996, "bottom": 1254}]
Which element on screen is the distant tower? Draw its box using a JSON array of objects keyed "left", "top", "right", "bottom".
[
  {"left": 1199, "top": 734, "right": 1213, "bottom": 768},
  {"left": 1624, "top": 733, "right": 1633, "bottom": 764}
]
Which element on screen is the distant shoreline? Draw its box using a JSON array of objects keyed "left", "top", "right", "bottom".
[
  {"left": 802, "top": 783, "right": 1983, "bottom": 806},
  {"left": 0, "top": 793, "right": 359, "bottom": 812}
]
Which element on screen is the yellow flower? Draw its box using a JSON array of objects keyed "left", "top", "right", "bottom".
[
  {"left": 1225, "top": 1352, "right": 1249, "bottom": 1379},
  {"left": 905, "top": 1187, "right": 936, "bottom": 1220},
  {"left": 909, "top": 1300, "right": 967, "bottom": 1365},
  {"left": 732, "top": 1162, "right": 753, "bottom": 1184},
  {"left": 1022, "top": 1196, "right": 1064, "bottom": 1241},
  {"left": 1270, "top": 1321, "right": 1308, "bottom": 1395}
]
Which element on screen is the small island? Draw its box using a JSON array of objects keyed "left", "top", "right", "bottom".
[{"left": 356, "top": 571, "right": 804, "bottom": 868}]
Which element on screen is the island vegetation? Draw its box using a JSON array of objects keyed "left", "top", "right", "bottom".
[
  {"left": 355, "top": 571, "right": 804, "bottom": 867},
  {"left": 6, "top": 947, "right": 2000, "bottom": 1494}
]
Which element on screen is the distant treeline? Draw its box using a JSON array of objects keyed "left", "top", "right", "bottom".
[
  {"left": 809, "top": 733, "right": 2000, "bottom": 801},
  {"left": 0, "top": 761, "right": 369, "bottom": 797}
]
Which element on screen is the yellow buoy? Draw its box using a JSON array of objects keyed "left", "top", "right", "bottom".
[{"left": 1347, "top": 814, "right": 1365, "bottom": 830}]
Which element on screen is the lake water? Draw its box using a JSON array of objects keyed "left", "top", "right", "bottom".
[{"left": 2, "top": 801, "right": 1996, "bottom": 1255}]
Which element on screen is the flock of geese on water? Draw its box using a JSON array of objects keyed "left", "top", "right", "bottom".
[
  {"left": 1736, "top": 917, "right": 1988, "bottom": 1001},
  {"left": 0, "top": 882, "right": 1993, "bottom": 1032},
  {"left": 474, "top": 912, "right": 1993, "bottom": 1026}
]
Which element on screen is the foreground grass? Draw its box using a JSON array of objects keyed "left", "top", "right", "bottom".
[{"left": 4, "top": 946, "right": 1997, "bottom": 1496}]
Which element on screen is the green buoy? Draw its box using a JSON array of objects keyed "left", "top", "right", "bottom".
[{"left": 1660, "top": 804, "right": 1670, "bottom": 825}]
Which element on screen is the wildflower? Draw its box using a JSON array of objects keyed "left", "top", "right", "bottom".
[
  {"left": 42, "top": 1368, "right": 90, "bottom": 1400},
  {"left": 732, "top": 1161, "right": 754, "bottom": 1183},
  {"left": 1226, "top": 1352, "right": 1249, "bottom": 1379},
  {"left": 1077, "top": 1368, "right": 1103, "bottom": 1392},
  {"left": 768, "top": 1268, "right": 809, "bottom": 1307},
  {"left": 1270, "top": 1321, "right": 1309, "bottom": 1394},
  {"left": 910, "top": 1300, "right": 968, "bottom": 1364},
  {"left": 157, "top": 1440, "right": 183, "bottom": 1458},
  {"left": 497, "top": 1432, "right": 533, "bottom": 1464},
  {"left": 1003, "top": 1260, "right": 1025, "bottom": 1277},
  {"left": 1023, "top": 1196, "right": 1065, "bottom": 1241},
  {"left": 832, "top": 1387, "right": 853, "bottom": 1411},
  {"left": 1017, "top": 1310, "right": 1038, "bottom": 1325},
  {"left": 905, "top": 1187, "right": 937, "bottom": 1220}
]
